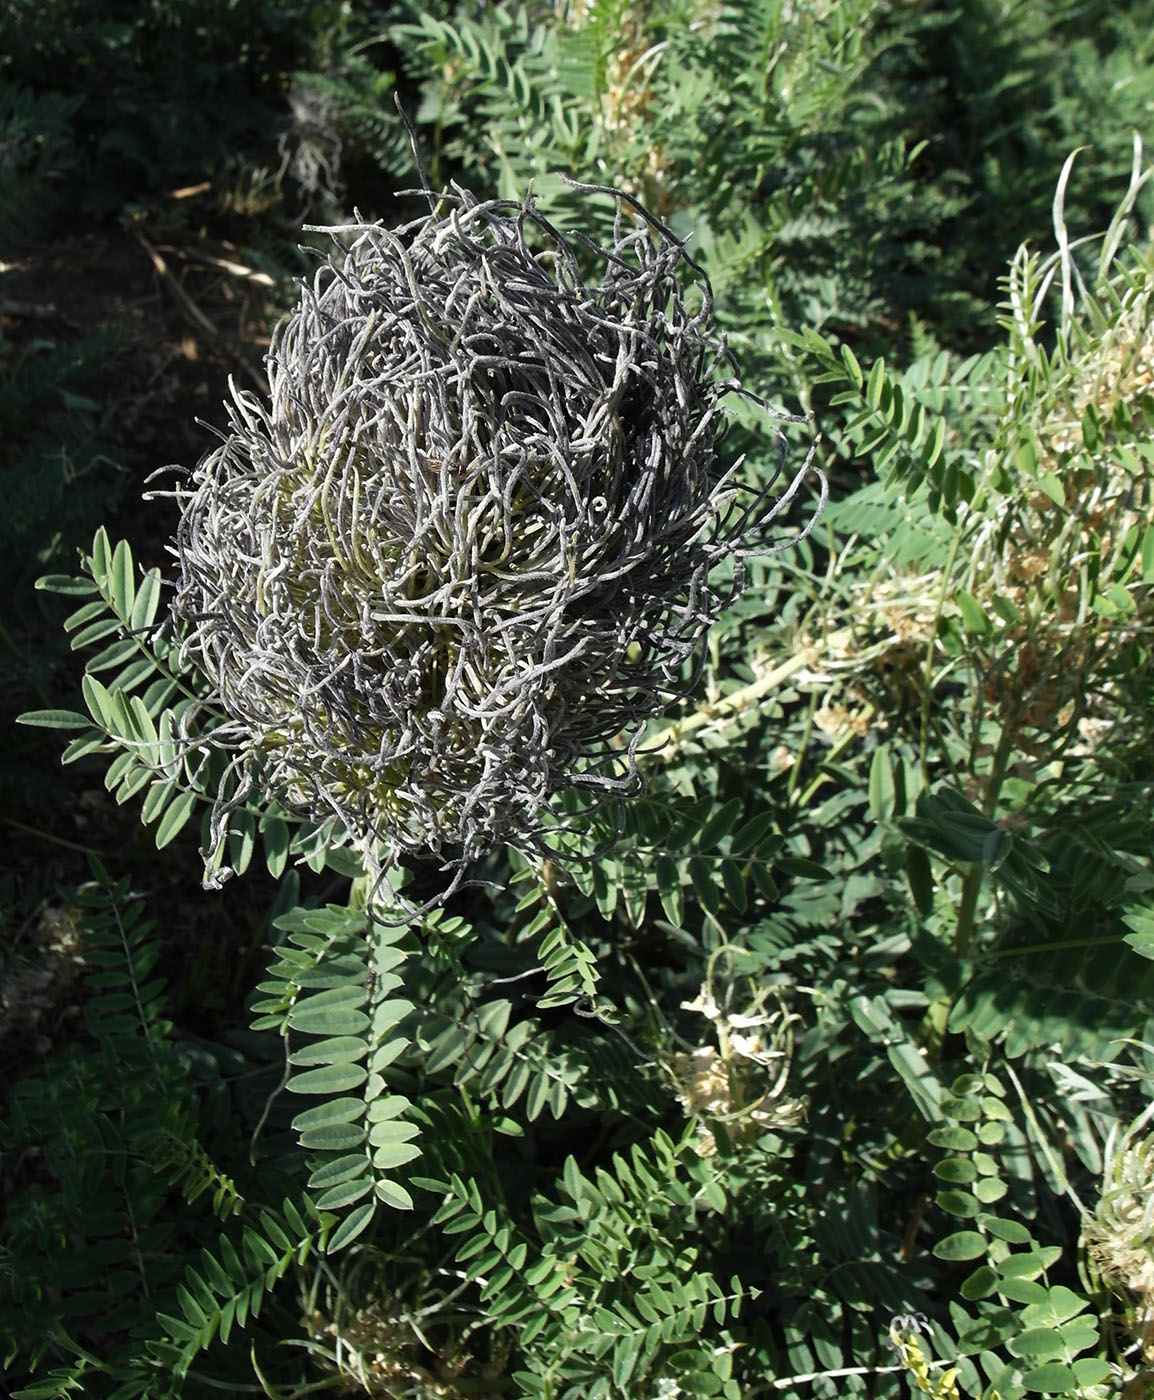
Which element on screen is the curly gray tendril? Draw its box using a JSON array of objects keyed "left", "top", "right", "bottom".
[{"left": 165, "top": 177, "right": 825, "bottom": 897}]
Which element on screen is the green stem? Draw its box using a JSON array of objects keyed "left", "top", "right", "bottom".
[
  {"left": 646, "top": 626, "right": 857, "bottom": 763},
  {"left": 918, "top": 527, "right": 964, "bottom": 782},
  {"left": 954, "top": 720, "right": 1018, "bottom": 958},
  {"left": 795, "top": 703, "right": 877, "bottom": 810},
  {"left": 986, "top": 933, "right": 1127, "bottom": 960},
  {"left": 953, "top": 862, "right": 986, "bottom": 962},
  {"left": 645, "top": 645, "right": 821, "bottom": 758},
  {"left": 787, "top": 693, "right": 818, "bottom": 808},
  {"left": 1, "top": 813, "right": 107, "bottom": 857}
]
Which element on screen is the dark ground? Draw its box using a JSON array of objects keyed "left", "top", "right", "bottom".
[{"left": 0, "top": 218, "right": 297, "bottom": 1059}]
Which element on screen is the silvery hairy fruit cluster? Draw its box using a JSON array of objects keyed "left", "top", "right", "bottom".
[{"left": 170, "top": 180, "right": 820, "bottom": 892}]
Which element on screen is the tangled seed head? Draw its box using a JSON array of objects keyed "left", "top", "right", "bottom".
[{"left": 172, "top": 182, "right": 819, "bottom": 883}]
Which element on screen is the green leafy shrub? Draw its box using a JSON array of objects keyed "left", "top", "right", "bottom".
[
  {"left": 0, "top": 861, "right": 324, "bottom": 1398},
  {"left": 0, "top": 81, "right": 82, "bottom": 241},
  {"left": 2, "top": 0, "right": 343, "bottom": 221},
  {"left": 9, "top": 4, "right": 1154, "bottom": 1397},
  {"left": 386, "top": 0, "right": 1154, "bottom": 355}
]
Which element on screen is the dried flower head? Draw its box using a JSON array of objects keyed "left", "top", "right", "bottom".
[
  {"left": 1085, "top": 1098, "right": 1154, "bottom": 1359},
  {"left": 672, "top": 978, "right": 806, "bottom": 1154},
  {"left": 798, "top": 171, "right": 1154, "bottom": 766},
  {"left": 170, "top": 180, "right": 820, "bottom": 890}
]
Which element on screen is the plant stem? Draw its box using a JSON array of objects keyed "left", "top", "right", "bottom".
[
  {"left": 787, "top": 692, "right": 818, "bottom": 807},
  {"left": 954, "top": 720, "right": 1018, "bottom": 958},
  {"left": 986, "top": 933, "right": 1127, "bottom": 960},
  {"left": 954, "top": 861, "right": 986, "bottom": 961},
  {"left": 646, "top": 629, "right": 851, "bottom": 760},
  {"left": 919, "top": 527, "right": 963, "bottom": 782},
  {"left": 1, "top": 813, "right": 107, "bottom": 856},
  {"left": 795, "top": 703, "right": 877, "bottom": 809}
]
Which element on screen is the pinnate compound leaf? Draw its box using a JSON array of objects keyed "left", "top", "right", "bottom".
[
  {"left": 1021, "top": 1363, "right": 1077, "bottom": 1393},
  {"left": 997, "top": 1278, "right": 1050, "bottom": 1306},
  {"left": 296, "top": 1122, "right": 366, "bottom": 1151},
  {"left": 263, "top": 815, "right": 289, "bottom": 878},
  {"left": 979, "top": 1214, "right": 1031, "bottom": 1244},
  {"left": 1122, "top": 909, "right": 1154, "bottom": 959},
  {"left": 776, "top": 856, "right": 834, "bottom": 881},
  {"left": 37, "top": 573, "right": 98, "bottom": 595},
  {"left": 960, "top": 1265, "right": 998, "bottom": 1300},
  {"left": 1009, "top": 1328, "right": 1068, "bottom": 1360},
  {"left": 1022, "top": 1286, "right": 1091, "bottom": 1328},
  {"left": 64, "top": 599, "right": 109, "bottom": 633},
  {"left": 375, "top": 1180, "right": 414, "bottom": 1210},
  {"left": 286, "top": 1063, "right": 368, "bottom": 1095},
  {"left": 129, "top": 569, "right": 163, "bottom": 632},
  {"left": 868, "top": 747, "right": 894, "bottom": 820},
  {"left": 110, "top": 538, "right": 135, "bottom": 617},
  {"left": 372, "top": 1139, "right": 422, "bottom": 1169},
  {"left": 368, "top": 1119, "right": 420, "bottom": 1148},
  {"left": 16, "top": 709, "right": 92, "bottom": 729},
  {"left": 934, "top": 1157, "right": 976, "bottom": 1183},
  {"left": 308, "top": 1154, "right": 372, "bottom": 1190},
  {"left": 154, "top": 790, "right": 198, "bottom": 848},
  {"left": 81, "top": 673, "right": 114, "bottom": 728},
  {"left": 291, "top": 1099, "right": 364, "bottom": 1131},
  {"left": 315, "top": 1177, "right": 373, "bottom": 1210},
  {"left": 1071, "top": 1358, "right": 1110, "bottom": 1387},
  {"left": 698, "top": 797, "right": 743, "bottom": 851},
  {"left": 71, "top": 615, "right": 122, "bottom": 650},
  {"left": 325, "top": 1201, "right": 376, "bottom": 1253},
  {"left": 933, "top": 1230, "right": 988, "bottom": 1261},
  {"left": 999, "top": 1247, "right": 1061, "bottom": 1279},
  {"left": 936, "top": 1189, "right": 979, "bottom": 1218},
  {"left": 62, "top": 731, "right": 106, "bottom": 763},
  {"left": 288, "top": 1035, "right": 368, "bottom": 1067}
]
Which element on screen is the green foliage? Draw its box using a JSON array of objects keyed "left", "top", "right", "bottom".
[
  {"left": 921, "top": 1071, "right": 1114, "bottom": 1399},
  {"left": 0, "top": 861, "right": 324, "bottom": 1398},
  {"left": 1, "top": 0, "right": 357, "bottom": 223},
  {"left": 424, "top": 1131, "right": 753, "bottom": 1399},
  {"left": 253, "top": 900, "right": 420, "bottom": 1239},
  {"left": 10, "top": 3, "right": 1154, "bottom": 1397},
  {"left": 22, "top": 527, "right": 380, "bottom": 888},
  {"left": 0, "top": 81, "right": 82, "bottom": 240},
  {"left": 389, "top": 0, "right": 1154, "bottom": 358}
]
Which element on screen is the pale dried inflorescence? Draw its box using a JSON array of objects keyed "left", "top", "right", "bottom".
[
  {"left": 171, "top": 181, "right": 820, "bottom": 891},
  {"left": 1085, "top": 1099, "right": 1154, "bottom": 1360},
  {"left": 671, "top": 981, "right": 806, "bottom": 1154}
]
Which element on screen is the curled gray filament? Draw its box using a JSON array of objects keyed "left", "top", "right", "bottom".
[{"left": 169, "top": 180, "right": 824, "bottom": 889}]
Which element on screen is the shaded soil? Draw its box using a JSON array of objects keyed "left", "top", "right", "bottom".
[
  {"left": 1, "top": 222, "right": 276, "bottom": 530},
  {"left": 1, "top": 220, "right": 301, "bottom": 1058}
]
